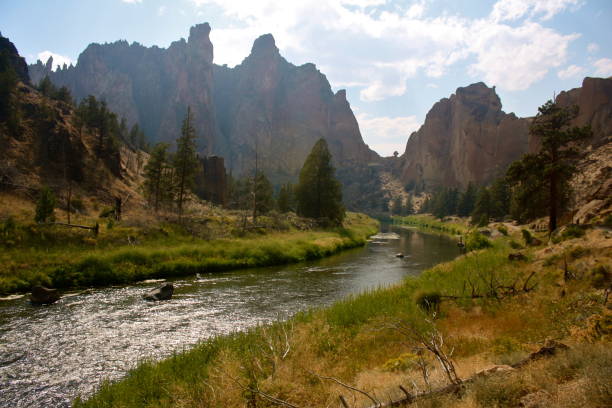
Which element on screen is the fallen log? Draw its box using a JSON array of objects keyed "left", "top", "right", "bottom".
[{"left": 361, "top": 342, "right": 569, "bottom": 408}]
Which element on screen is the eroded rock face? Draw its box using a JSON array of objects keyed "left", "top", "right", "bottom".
[
  {"left": 397, "top": 82, "right": 530, "bottom": 190},
  {"left": 213, "top": 34, "right": 378, "bottom": 182},
  {"left": 0, "top": 34, "right": 29, "bottom": 83},
  {"left": 555, "top": 77, "right": 612, "bottom": 147},
  {"left": 29, "top": 23, "right": 218, "bottom": 154},
  {"left": 29, "top": 25, "right": 378, "bottom": 186}
]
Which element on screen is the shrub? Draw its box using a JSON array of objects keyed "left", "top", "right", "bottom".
[
  {"left": 509, "top": 240, "right": 522, "bottom": 250},
  {"left": 497, "top": 225, "right": 508, "bottom": 236},
  {"left": 561, "top": 224, "right": 585, "bottom": 240},
  {"left": 589, "top": 265, "right": 610, "bottom": 289},
  {"left": 415, "top": 290, "right": 442, "bottom": 313},
  {"left": 471, "top": 374, "right": 530, "bottom": 407},
  {"left": 382, "top": 352, "right": 418, "bottom": 372},
  {"left": 70, "top": 197, "right": 85, "bottom": 213},
  {"left": 465, "top": 231, "right": 492, "bottom": 252},
  {"left": 99, "top": 207, "right": 115, "bottom": 219},
  {"left": 35, "top": 187, "right": 56, "bottom": 223},
  {"left": 521, "top": 229, "right": 533, "bottom": 245}
]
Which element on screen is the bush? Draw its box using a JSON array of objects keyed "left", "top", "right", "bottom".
[
  {"left": 382, "top": 352, "right": 418, "bottom": 372},
  {"left": 415, "top": 291, "right": 441, "bottom": 313},
  {"left": 561, "top": 224, "right": 585, "bottom": 240},
  {"left": 509, "top": 240, "right": 522, "bottom": 250},
  {"left": 35, "top": 187, "right": 56, "bottom": 223},
  {"left": 70, "top": 197, "right": 85, "bottom": 213},
  {"left": 465, "top": 231, "right": 492, "bottom": 252},
  {"left": 521, "top": 229, "right": 533, "bottom": 245},
  {"left": 99, "top": 207, "right": 115, "bottom": 218},
  {"left": 471, "top": 374, "right": 530, "bottom": 407},
  {"left": 497, "top": 225, "right": 508, "bottom": 236},
  {"left": 589, "top": 265, "right": 610, "bottom": 289}
]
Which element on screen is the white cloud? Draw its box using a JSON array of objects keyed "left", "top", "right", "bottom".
[
  {"left": 121, "top": 0, "right": 142, "bottom": 3},
  {"left": 467, "top": 21, "right": 579, "bottom": 90},
  {"left": 37, "top": 51, "right": 74, "bottom": 70},
  {"left": 557, "top": 64, "right": 584, "bottom": 80},
  {"left": 190, "top": 0, "right": 581, "bottom": 99},
  {"left": 587, "top": 42, "right": 599, "bottom": 53},
  {"left": 593, "top": 58, "right": 612, "bottom": 77},
  {"left": 490, "top": 0, "right": 581, "bottom": 22},
  {"left": 356, "top": 113, "right": 421, "bottom": 156},
  {"left": 157, "top": 6, "right": 166, "bottom": 16}
]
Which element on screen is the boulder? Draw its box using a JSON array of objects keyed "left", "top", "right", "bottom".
[
  {"left": 30, "top": 285, "right": 60, "bottom": 305},
  {"left": 143, "top": 283, "right": 174, "bottom": 301},
  {"left": 395, "top": 253, "right": 405, "bottom": 258},
  {"left": 508, "top": 252, "right": 528, "bottom": 261}
]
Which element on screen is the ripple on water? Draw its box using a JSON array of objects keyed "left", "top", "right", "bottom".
[{"left": 0, "top": 228, "right": 460, "bottom": 408}]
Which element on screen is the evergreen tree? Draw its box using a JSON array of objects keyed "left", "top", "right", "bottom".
[
  {"left": 143, "top": 143, "right": 171, "bottom": 212},
  {"left": 35, "top": 186, "right": 56, "bottom": 223},
  {"left": 296, "top": 138, "right": 345, "bottom": 226},
  {"left": 250, "top": 171, "right": 274, "bottom": 218},
  {"left": 489, "top": 177, "right": 511, "bottom": 219},
  {"left": 0, "top": 49, "right": 18, "bottom": 133},
  {"left": 277, "top": 183, "right": 296, "bottom": 213},
  {"left": 457, "top": 182, "right": 477, "bottom": 217},
  {"left": 38, "top": 76, "right": 56, "bottom": 98},
  {"left": 173, "top": 107, "right": 198, "bottom": 217},
  {"left": 471, "top": 187, "right": 492, "bottom": 226},
  {"left": 507, "top": 101, "right": 591, "bottom": 231},
  {"left": 402, "top": 194, "right": 414, "bottom": 215},
  {"left": 391, "top": 196, "right": 403, "bottom": 216}
]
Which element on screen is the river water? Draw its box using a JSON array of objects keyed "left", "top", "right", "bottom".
[{"left": 0, "top": 226, "right": 459, "bottom": 407}]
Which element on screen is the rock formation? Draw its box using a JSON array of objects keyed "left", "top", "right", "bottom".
[
  {"left": 29, "top": 23, "right": 219, "bottom": 155},
  {"left": 396, "top": 82, "right": 530, "bottom": 191},
  {"left": 0, "top": 33, "right": 29, "bottom": 83},
  {"left": 214, "top": 34, "right": 377, "bottom": 182},
  {"left": 29, "top": 25, "right": 378, "bottom": 187},
  {"left": 555, "top": 76, "right": 612, "bottom": 147},
  {"left": 142, "top": 283, "right": 174, "bottom": 301}
]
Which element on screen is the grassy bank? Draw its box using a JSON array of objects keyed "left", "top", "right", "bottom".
[
  {"left": 393, "top": 214, "right": 469, "bottom": 236},
  {"left": 0, "top": 212, "right": 378, "bottom": 295},
  {"left": 75, "top": 219, "right": 611, "bottom": 407}
]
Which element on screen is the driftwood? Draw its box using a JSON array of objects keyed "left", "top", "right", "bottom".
[
  {"left": 51, "top": 222, "right": 99, "bottom": 235},
  {"left": 360, "top": 342, "right": 569, "bottom": 408}
]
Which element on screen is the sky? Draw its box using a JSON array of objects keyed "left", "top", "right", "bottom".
[{"left": 1, "top": 0, "right": 611, "bottom": 156}]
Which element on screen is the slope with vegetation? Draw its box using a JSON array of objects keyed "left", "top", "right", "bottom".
[{"left": 73, "top": 213, "right": 611, "bottom": 408}]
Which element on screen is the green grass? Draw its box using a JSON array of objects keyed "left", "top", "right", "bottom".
[
  {"left": 0, "top": 213, "right": 379, "bottom": 294},
  {"left": 393, "top": 215, "right": 469, "bottom": 236}
]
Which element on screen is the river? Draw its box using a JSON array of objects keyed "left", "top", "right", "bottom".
[{"left": 0, "top": 226, "right": 459, "bottom": 407}]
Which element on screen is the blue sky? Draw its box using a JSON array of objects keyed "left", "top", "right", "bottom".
[{"left": 1, "top": 0, "right": 611, "bottom": 156}]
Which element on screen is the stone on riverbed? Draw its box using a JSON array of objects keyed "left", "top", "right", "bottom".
[
  {"left": 143, "top": 283, "right": 174, "bottom": 301},
  {"left": 30, "top": 285, "right": 60, "bottom": 305}
]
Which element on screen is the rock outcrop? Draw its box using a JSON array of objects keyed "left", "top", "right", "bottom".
[
  {"left": 396, "top": 82, "right": 530, "bottom": 190},
  {"left": 0, "top": 33, "right": 29, "bottom": 83},
  {"left": 555, "top": 76, "right": 612, "bottom": 147},
  {"left": 30, "top": 286, "right": 60, "bottom": 305},
  {"left": 29, "top": 25, "right": 378, "bottom": 186},
  {"left": 214, "top": 34, "right": 378, "bottom": 182},
  {"left": 143, "top": 283, "right": 174, "bottom": 301},
  {"left": 29, "top": 23, "right": 219, "bottom": 154}
]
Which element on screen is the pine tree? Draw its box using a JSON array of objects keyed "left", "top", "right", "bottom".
[
  {"left": 173, "top": 107, "right": 198, "bottom": 217},
  {"left": 471, "top": 187, "right": 492, "bottom": 226},
  {"left": 35, "top": 186, "right": 56, "bottom": 223},
  {"left": 296, "top": 138, "right": 345, "bottom": 226},
  {"left": 143, "top": 143, "right": 171, "bottom": 212},
  {"left": 458, "top": 182, "right": 477, "bottom": 217},
  {"left": 251, "top": 171, "right": 274, "bottom": 218},
  {"left": 277, "top": 183, "right": 295, "bottom": 213},
  {"left": 507, "top": 101, "right": 591, "bottom": 231}
]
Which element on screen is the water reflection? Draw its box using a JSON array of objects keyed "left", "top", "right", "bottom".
[{"left": 0, "top": 227, "right": 458, "bottom": 407}]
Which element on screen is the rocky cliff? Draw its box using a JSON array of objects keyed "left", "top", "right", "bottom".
[
  {"left": 29, "top": 23, "right": 219, "bottom": 155},
  {"left": 397, "top": 82, "right": 530, "bottom": 190},
  {"left": 555, "top": 76, "right": 612, "bottom": 147},
  {"left": 30, "top": 25, "right": 378, "bottom": 186},
  {"left": 214, "top": 34, "right": 377, "bottom": 182}
]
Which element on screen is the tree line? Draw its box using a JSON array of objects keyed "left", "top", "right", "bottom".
[
  {"left": 418, "top": 100, "right": 591, "bottom": 231},
  {"left": 144, "top": 123, "right": 345, "bottom": 226}
]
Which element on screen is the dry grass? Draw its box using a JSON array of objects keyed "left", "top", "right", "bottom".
[{"left": 75, "top": 223, "right": 611, "bottom": 408}]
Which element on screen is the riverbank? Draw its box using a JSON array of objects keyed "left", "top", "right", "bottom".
[
  {"left": 75, "top": 216, "right": 611, "bottom": 407},
  {"left": 0, "top": 211, "right": 378, "bottom": 295}
]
